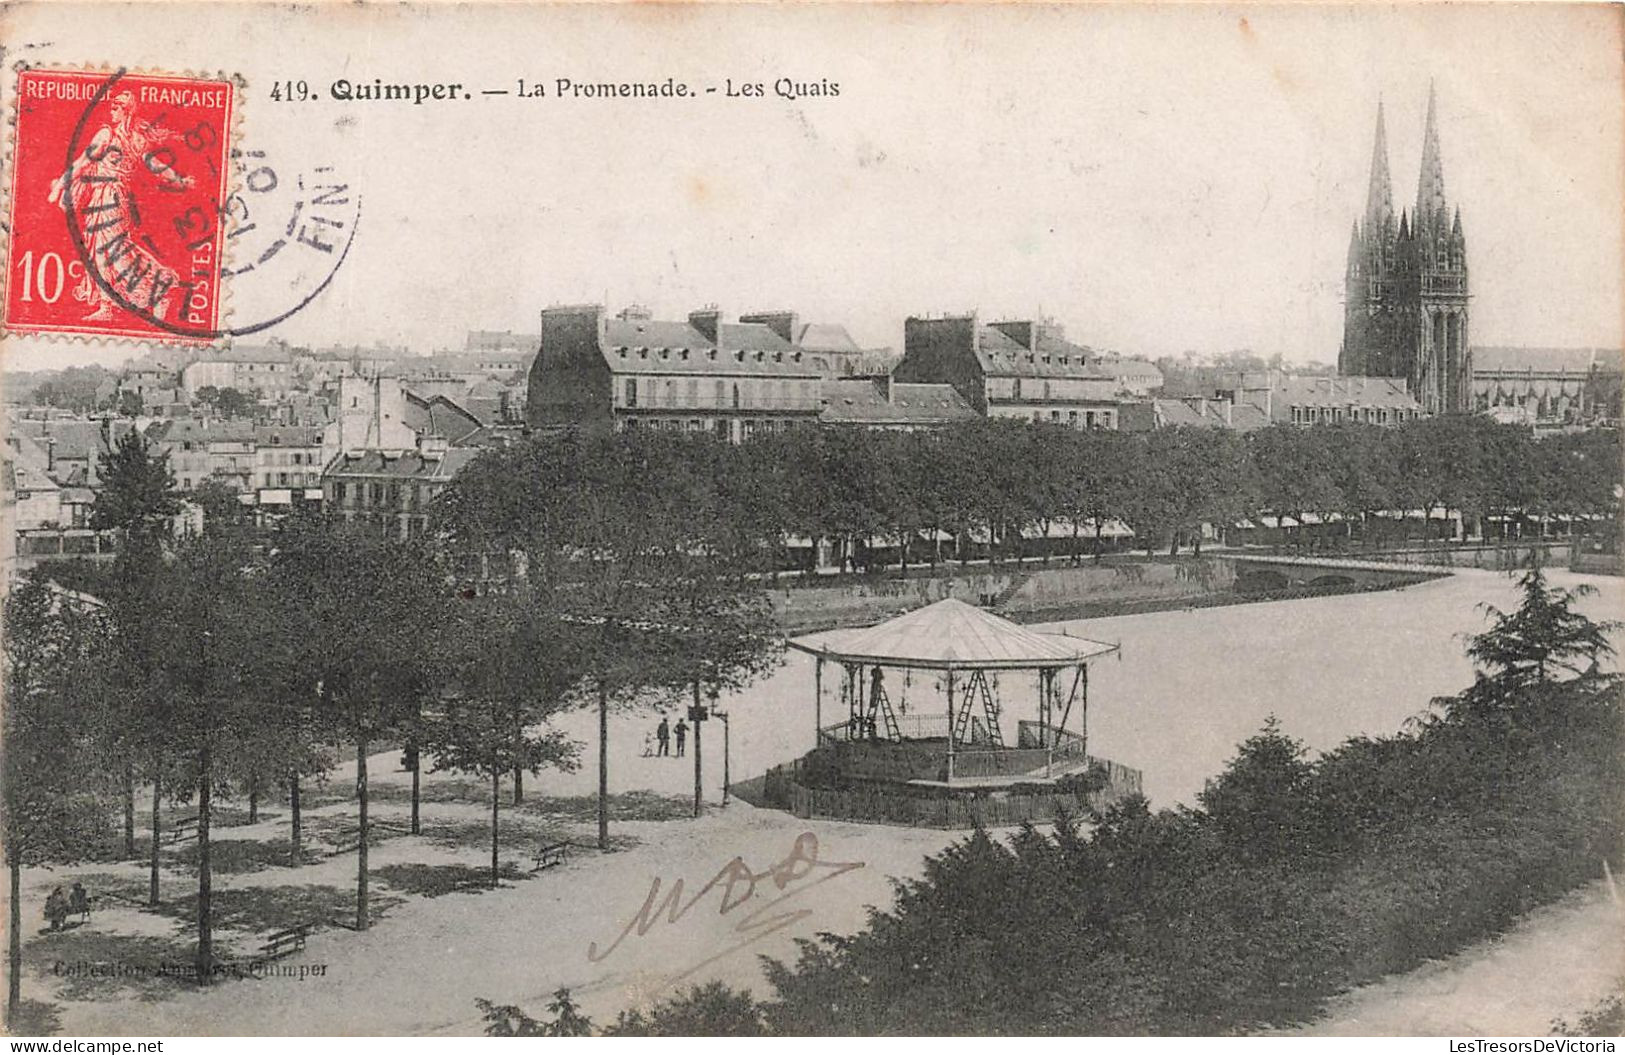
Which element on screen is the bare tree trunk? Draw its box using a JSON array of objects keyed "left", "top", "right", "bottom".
[
  {"left": 490, "top": 763, "right": 501, "bottom": 888},
  {"left": 148, "top": 763, "right": 162, "bottom": 906},
  {"left": 289, "top": 769, "right": 302, "bottom": 864},
  {"left": 8, "top": 855, "right": 21, "bottom": 1026},
  {"left": 356, "top": 737, "right": 370, "bottom": 931},
  {"left": 123, "top": 762, "right": 135, "bottom": 859},
  {"left": 597, "top": 680, "right": 610, "bottom": 851},
  {"left": 408, "top": 732, "right": 421, "bottom": 836},
  {"left": 195, "top": 742, "right": 213, "bottom": 985},
  {"left": 513, "top": 700, "right": 524, "bottom": 806}
]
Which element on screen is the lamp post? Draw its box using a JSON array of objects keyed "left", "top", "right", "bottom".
[
  {"left": 711, "top": 685, "right": 730, "bottom": 807},
  {"left": 690, "top": 679, "right": 706, "bottom": 819}
]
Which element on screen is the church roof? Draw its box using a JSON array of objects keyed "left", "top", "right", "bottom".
[
  {"left": 1472, "top": 347, "right": 1623, "bottom": 376},
  {"left": 790, "top": 598, "right": 1118, "bottom": 670}
]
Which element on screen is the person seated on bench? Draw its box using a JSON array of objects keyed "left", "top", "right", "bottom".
[
  {"left": 68, "top": 881, "right": 90, "bottom": 924},
  {"left": 44, "top": 887, "right": 68, "bottom": 932}
]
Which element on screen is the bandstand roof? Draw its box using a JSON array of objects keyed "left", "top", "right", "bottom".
[{"left": 790, "top": 598, "right": 1118, "bottom": 671}]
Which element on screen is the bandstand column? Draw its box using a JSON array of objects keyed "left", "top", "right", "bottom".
[
  {"left": 814, "top": 656, "right": 823, "bottom": 745},
  {"left": 1043, "top": 668, "right": 1054, "bottom": 777},
  {"left": 945, "top": 668, "right": 956, "bottom": 784},
  {"left": 1080, "top": 663, "right": 1089, "bottom": 760}
]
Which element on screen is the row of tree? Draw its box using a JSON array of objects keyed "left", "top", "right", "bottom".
[
  {"left": 449, "top": 416, "right": 1620, "bottom": 573},
  {"left": 5, "top": 428, "right": 786, "bottom": 1022}
]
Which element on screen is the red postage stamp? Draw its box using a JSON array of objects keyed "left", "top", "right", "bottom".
[{"left": 4, "top": 68, "right": 235, "bottom": 342}]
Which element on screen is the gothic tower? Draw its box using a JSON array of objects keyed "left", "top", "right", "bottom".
[{"left": 1340, "top": 85, "right": 1471, "bottom": 413}]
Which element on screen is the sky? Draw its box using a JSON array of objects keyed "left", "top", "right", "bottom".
[{"left": 3, "top": 2, "right": 1621, "bottom": 373}]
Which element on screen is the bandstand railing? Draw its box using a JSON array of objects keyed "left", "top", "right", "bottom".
[{"left": 818, "top": 713, "right": 998, "bottom": 747}]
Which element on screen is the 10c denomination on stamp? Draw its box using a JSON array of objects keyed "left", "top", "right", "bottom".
[{"left": 4, "top": 67, "right": 235, "bottom": 342}]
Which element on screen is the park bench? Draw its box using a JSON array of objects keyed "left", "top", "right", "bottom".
[
  {"left": 531, "top": 841, "right": 571, "bottom": 872},
  {"left": 163, "top": 816, "right": 200, "bottom": 845},
  {"left": 258, "top": 923, "right": 310, "bottom": 962}
]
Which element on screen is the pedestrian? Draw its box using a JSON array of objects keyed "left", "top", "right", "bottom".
[
  {"left": 68, "top": 881, "right": 90, "bottom": 924},
  {"left": 656, "top": 715, "right": 671, "bottom": 757},
  {"left": 44, "top": 887, "right": 67, "bottom": 932},
  {"left": 674, "top": 718, "right": 688, "bottom": 758},
  {"left": 641, "top": 731, "right": 655, "bottom": 758}
]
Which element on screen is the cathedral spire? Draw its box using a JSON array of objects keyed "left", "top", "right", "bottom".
[
  {"left": 1364, "top": 99, "right": 1395, "bottom": 237},
  {"left": 1416, "top": 80, "right": 1448, "bottom": 230}
]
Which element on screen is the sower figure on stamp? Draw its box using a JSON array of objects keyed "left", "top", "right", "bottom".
[{"left": 48, "top": 90, "right": 186, "bottom": 321}]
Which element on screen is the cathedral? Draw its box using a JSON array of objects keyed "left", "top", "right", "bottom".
[{"left": 1339, "top": 86, "right": 1472, "bottom": 414}]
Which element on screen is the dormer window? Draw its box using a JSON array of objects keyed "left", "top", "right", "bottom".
[
  {"left": 774, "top": 352, "right": 783, "bottom": 362},
  {"left": 793, "top": 351, "right": 802, "bottom": 363},
  {"left": 659, "top": 348, "right": 669, "bottom": 359},
  {"left": 708, "top": 349, "right": 717, "bottom": 361},
  {"left": 735, "top": 350, "right": 744, "bottom": 362},
  {"left": 680, "top": 349, "right": 689, "bottom": 361},
  {"left": 639, "top": 348, "right": 649, "bottom": 359},
  {"left": 754, "top": 351, "right": 764, "bottom": 362},
  {"left": 618, "top": 347, "right": 627, "bottom": 358}
]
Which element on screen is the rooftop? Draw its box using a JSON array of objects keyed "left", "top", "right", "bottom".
[
  {"left": 326, "top": 446, "right": 482, "bottom": 481},
  {"left": 819, "top": 378, "right": 977, "bottom": 426},
  {"left": 791, "top": 597, "right": 1118, "bottom": 670},
  {"left": 1472, "top": 346, "right": 1623, "bottom": 375}
]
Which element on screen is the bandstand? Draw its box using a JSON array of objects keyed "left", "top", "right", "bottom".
[{"left": 752, "top": 599, "right": 1142, "bottom": 826}]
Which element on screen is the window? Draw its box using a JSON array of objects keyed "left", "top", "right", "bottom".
[
  {"left": 732, "top": 383, "right": 741, "bottom": 409},
  {"left": 714, "top": 380, "right": 726, "bottom": 406},
  {"left": 335, "top": 482, "right": 347, "bottom": 501},
  {"left": 1013, "top": 378, "right": 1023, "bottom": 400},
  {"left": 278, "top": 472, "right": 289, "bottom": 486},
  {"left": 624, "top": 378, "right": 638, "bottom": 407},
  {"left": 1044, "top": 381, "right": 1051, "bottom": 399}
]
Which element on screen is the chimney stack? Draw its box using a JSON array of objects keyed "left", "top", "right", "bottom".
[
  {"left": 739, "top": 310, "right": 800, "bottom": 346},
  {"left": 688, "top": 307, "right": 722, "bottom": 342}
]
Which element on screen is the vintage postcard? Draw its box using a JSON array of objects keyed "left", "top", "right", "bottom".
[{"left": 1, "top": 1, "right": 1621, "bottom": 1043}]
